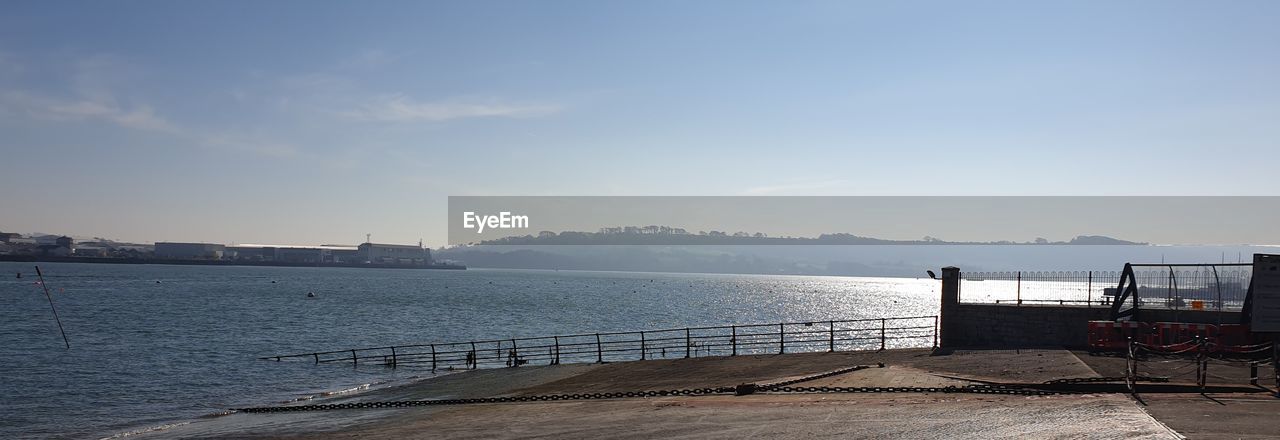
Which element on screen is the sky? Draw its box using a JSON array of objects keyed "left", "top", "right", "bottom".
[{"left": 1, "top": 1, "right": 1277, "bottom": 247}]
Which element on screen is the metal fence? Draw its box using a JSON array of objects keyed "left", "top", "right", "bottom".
[
  {"left": 960, "top": 270, "right": 1121, "bottom": 306},
  {"left": 1122, "top": 264, "right": 1252, "bottom": 313},
  {"left": 961, "top": 265, "right": 1252, "bottom": 312},
  {"left": 262, "top": 315, "right": 939, "bottom": 369}
]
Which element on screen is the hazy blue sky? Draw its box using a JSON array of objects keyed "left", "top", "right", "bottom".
[{"left": 2, "top": 1, "right": 1277, "bottom": 246}]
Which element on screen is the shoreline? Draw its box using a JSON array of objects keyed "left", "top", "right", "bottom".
[
  {"left": 102, "top": 368, "right": 467, "bottom": 440},
  {"left": 0, "top": 255, "right": 465, "bottom": 270}
]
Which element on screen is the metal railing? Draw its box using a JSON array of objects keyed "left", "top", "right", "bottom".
[
  {"left": 960, "top": 271, "right": 1121, "bottom": 306},
  {"left": 262, "top": 316, "right": 939, "bottom": 369}
]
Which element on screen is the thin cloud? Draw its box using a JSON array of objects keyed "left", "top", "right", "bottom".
[
  {"left": 347, "top": 93, "right": 561, "bottom": 122},
  {"left": 1, "top": 91, "right": 178, "bottom": 133}
]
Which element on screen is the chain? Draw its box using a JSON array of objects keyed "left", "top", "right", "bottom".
[
  {"left": 1042, "top": 376, "right": 1168, "bottom": 385},
  {"left": 757, "top": 364, "right": 877, "bottom": 390},
  {"left": 762, "top": 385, "right": 1066, "bottom": 396}
]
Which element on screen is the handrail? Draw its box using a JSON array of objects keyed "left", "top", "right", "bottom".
[{"left": 261, "top": 315, "right": 939, "bottom": 369}]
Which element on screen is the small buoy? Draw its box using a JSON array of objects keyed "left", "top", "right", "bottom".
[
  {"left": 307, "top": 292, "right": 316, "bottom": 298},
  {"left": 156, "top": 280, "right": 162, "bottom": 284},
  {"left": 271, "top": 280, "right": 277, "bottom": 284},
  {"left": 15, "top": 272, "right": 21, "bottom": 279}
]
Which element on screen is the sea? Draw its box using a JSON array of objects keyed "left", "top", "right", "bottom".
[{"left": 0, "top": 262, "right": 943, "bottom": 439}]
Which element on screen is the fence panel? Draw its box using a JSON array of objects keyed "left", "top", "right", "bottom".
[{"left": 960, "top": 266, "right": 1252, "bottom": 312}]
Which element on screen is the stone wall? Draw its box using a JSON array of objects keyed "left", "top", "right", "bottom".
[{"left": 945, "top": 303, "right": 1110, "bottom": 348}]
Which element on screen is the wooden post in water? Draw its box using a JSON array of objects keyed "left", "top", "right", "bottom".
[
  {"left": 829, "top": 320, "right": 835, "bottom": 352},
  {"left": 595, "top": 333, "right": 603, "bottom": 363},
  {"left": 33, "top": 266, "right": 69, "bottom": 349}
]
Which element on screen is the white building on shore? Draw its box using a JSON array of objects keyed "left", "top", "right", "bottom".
[{"left": 359, "top": 242, "right": 432, "bottom": 265}]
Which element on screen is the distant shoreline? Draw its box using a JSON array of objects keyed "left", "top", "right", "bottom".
[{"left": 0, "top": 255, "right": 466, "bottom": 270}]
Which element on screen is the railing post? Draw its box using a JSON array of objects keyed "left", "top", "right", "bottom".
[
  {"left": 933, "top": 316, "right": 939, "bottom": 348},
  {"left": 1087, "top": 271, "right": 1093, "bottom": 308},
  {"left": 596, "top": 333, "right": 603, "bottom": 363},
  {"left": 685, "top": 328, "right": 691, "bottom": 358},
  {"left": 351, "top": 349, "right": 358, "bottom": 367},
  {"left": 880, "top": 318, "right": 886, "bottom": 351},
  {"left": 828, "top": 320, "right": 835, "bottom": 352},
  {"left": 313, "top": 353, "right": 319, "bottom": 365},
  {"left": 731, "top": 325, "right": 737, "bottom": 356},
  {"left": 553, "top": 336, "right": 560, "bottom": 365},
  {"left": 640, "top": 331, "right": 646, "bottom": 360},
  {"left": 430, "top": 344, "right": 436, "bottom": 371},
  {"left": 470, "top": 342, "right": 477, "bottom": 370},
  {"left": 779, "top": 323, "right": 785, "bottom": 354},
  {"left": 390, "top": 346, "right": 397, "bottom": 369},
  {"left": 1016, "top": 271, "right": 1022, "bottom": 305},
  {"left": 511, "top": 339, "right": 519, "bottom": 367}
]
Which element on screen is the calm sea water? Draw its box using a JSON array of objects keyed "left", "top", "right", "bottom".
[{"left": 0, "top": 262, "right": 939, "bottom": 439}]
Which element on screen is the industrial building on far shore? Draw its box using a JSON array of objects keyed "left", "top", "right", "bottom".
[
  {"left": 154, "top": 241, "right": 433, "bottom": 266},
  {"left": 0, "top": 232, "right": 460, "bottom": 269}
]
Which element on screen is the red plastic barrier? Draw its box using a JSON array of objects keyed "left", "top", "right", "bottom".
[
  {"left": 1215, "top": 324, "right": 1253, "bottom": 347},
  {"left": 1089, "top": 321, "right": 1150, "bottom": 351},
  {"left": 1153, "top": 322, "right": 1217, "bottom": 346}
]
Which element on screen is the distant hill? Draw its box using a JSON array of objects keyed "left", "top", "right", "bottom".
[
  {"left": 436, "top": 246, "right": 906, "bottom": 276},
  {"left": 1066, "top": 235, "right": 1146, "bottom": 245},
  {"left": 474, "top": 228, "right": 1147, "bottom": 246}
]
